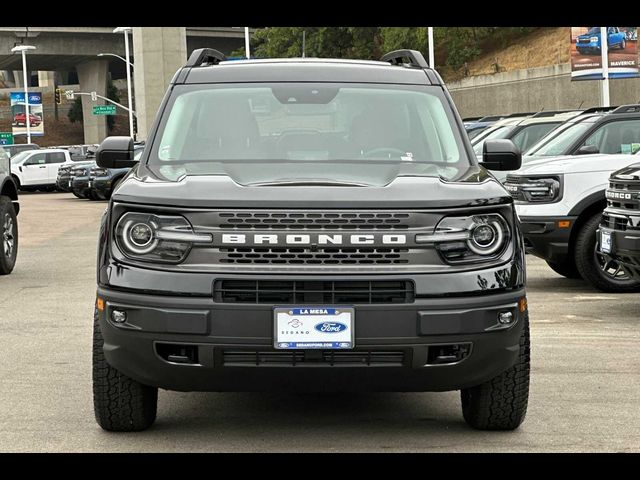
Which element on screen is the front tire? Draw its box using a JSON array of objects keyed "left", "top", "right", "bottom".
[
  {"left": 574, "top": 213, "right": 640, "bottom": 293},
  {"left": 0, "top": 196, "right": 18, "bottom": 275},
  {"left": 93, "top": 311, "right": 158, "bottom": 431},
  {"left": 461, "top": 311, "right": 530, "bottom": 430},
  {"left": 546, "top": 259, "right": 581, "bottom": 279}
]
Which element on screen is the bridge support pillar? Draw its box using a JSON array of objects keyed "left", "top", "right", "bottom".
[
  {"left": 76, "top": 59, "right": 109, "bottom": 145},
  {"left": 133, "top": 27, "right": 187, "bottom": 141}
]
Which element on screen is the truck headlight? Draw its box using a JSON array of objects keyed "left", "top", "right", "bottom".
[
  {"left": 415, "top": 213, "right": 510, "bottom": 263},
  {"left": 91, "top": 168, "right": 109, "bottom": 177},
  {"left": 115, "top": 212, "right": 212, "bottom": 263},
  {"left": 504, "top": 175, "right": 563, "bottom": 203},
  {"left": 590, "top": 36, "right": 598, "bottom": 42}
]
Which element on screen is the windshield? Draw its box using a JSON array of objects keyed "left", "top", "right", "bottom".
[
  {"left": 586, "top": 27, "right": 600, "bottom": 35},
  {"left": 149, "top": 83, "right": 469, "bottom": 183},
  {"left": 472, "top": 125, "right": 515, "bottom": 155},
  {"left": 10, "top": 151, "right": 32, "bottom": 164},
  {"left": 525, "top": 121, "right": 593, "bottom": 156}
]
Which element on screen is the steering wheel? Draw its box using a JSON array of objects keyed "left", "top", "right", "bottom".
[{"left": 361, "top": 147, "right": 406, "bottom": 158}]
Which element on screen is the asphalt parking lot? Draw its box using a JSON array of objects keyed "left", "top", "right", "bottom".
[{"left": 0, "top": 192, "right": 638, "bottom": 452}]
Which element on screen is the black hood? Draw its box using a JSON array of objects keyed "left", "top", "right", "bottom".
[
  {"left": 113, "top": 164, "right": 511, "bottom": 209},
  {"left": 611, "top": 162, "right": 640, "bottom": 181}
]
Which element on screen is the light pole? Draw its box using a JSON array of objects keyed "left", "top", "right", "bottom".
[
  {"left": 244, "top": 27, "right": 250, "bottom": 59},
  {"left": 11, "top": 45, "right": 36, "bottom": 144},
  {"left": 113, "top": 27, "right": 134, "bottom": 139},
  {"left": 97, "top": 52, "right": 134, "bottom": 70}
]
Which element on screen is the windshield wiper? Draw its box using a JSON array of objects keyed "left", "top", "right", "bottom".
[{"left": 246, "top": 178, "right": 372, "bottom": 187}]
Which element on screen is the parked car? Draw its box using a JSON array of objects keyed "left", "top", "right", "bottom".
[
  {"left": 3, "top": 143, "right": 40, "bottom": 158},
  {"left": 57, "top": 159, "right": 97, "bottom": 193},
  {"left": 12, "top": 112, "right": 42, "bottom": 127},
  {"left": 598, "top": 162, "right": 640, "bottom": 279},
  {"left": 88, "top": 145, "right": 144, "bottom": 200},
  {"left": 504, "top": 151, "right": 640, "bottom": 292},
  {"left": 70, "top": 162, "right": 96, "bottom": 199},
  {"left": 576, "top": 27, "right": 626, "bottom": 55},
  {"left": 472, "top": 110, "right": 584, "bottom": 168},
  {"left": 0, "top": 147, "right": 19, "bottom": 274},
  {"left": 495, "top": 105, "right": 640, "bottom": 181},
  {"left": 92, "top": 49, "right": 530, "bottom": 432},
  {"left": 10, "top": 149, "right": 74, "bottom": 191}
]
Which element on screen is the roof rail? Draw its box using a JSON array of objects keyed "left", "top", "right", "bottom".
[
  {"left": 531, "top": 109, "right": 582, "bottom": 118},
  {"left": 478, "top": 115, "right": 505, "bottom": 122},
  {"left": 186, "top": 48, "right": 226, "bottom": 67},
  {"left": 380, "top": 49, "right": 429, "bottom": 68},
  {"left": 610, "top": 104, "right": 640, "bottom": 114},
  {"left": 506, "top": 112, "right": 536, "bottom": 118},
  {"left": 580, "top": 105, "right": 618, "bottom": 114}
]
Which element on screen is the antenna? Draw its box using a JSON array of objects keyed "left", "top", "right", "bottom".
[{"left": 578, "top": 100, "right": 584, "bottom": 109}]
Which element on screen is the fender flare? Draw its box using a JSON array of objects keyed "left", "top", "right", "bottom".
[{"left": 567, "top": 190, "right": 606, "bottom": 217}]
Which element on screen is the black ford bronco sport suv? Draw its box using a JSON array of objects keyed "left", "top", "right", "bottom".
[
  {"left": 599, "top": 162, "right": 640, "bottom": 278},
  {"left": 0, "top": 146, "right": 19, "bottom": 275},
  {"left": 93, "top": 49, "right": 530, "bottom": 432}
]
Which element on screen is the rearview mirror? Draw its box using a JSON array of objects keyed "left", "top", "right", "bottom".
[
  {"left": 96, "top": 136, "right": 136, "bottom": 168},
  {"left": 575, "top": 145, "right": 599, "bottom": 155},
  {"left": 480, "top": 139, "right": 522, "bottom": 171}
]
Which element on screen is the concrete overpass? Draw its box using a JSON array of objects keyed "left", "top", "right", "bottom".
[{"left": 0, "top": 27, "right": 248, "bottom": 142}]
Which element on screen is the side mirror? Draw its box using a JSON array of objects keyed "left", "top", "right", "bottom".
[
  {"left": 480, "top": 139, "right": 522, "bottom": 171},
  {"left": 575, "top": 145, "right": 599, "bottom": 155},
  {"left": 96, "top": 136, "right": 136, "bottom": 168}
]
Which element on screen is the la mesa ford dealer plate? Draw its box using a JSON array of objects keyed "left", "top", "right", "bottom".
[{"left": 274, "top": 307, "right": 354, "bottom": 349}]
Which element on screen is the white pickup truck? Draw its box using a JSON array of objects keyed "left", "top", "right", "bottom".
[
  {"left": 10, "top": 148, "right": 75, "bottom": 191},
  {"left": 503, "top": 151, "right": 640, "bottom": 292}
]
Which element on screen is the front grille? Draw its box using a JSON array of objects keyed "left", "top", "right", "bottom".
[
  {"left": 601, "top": 213, "right": 629, "bottom": 231},
  {"left": 218, "top": 212, "right": 411, "bottom": 230},
  {"left": 503, "top": 176, "right": 525, "bottom": 201},
  {"left": 214, "top": 279, "right": 415, "bottom": 304},
  {"left": 219, "top": 247, "right": 409, "bottom": 265},
  {"left": 607, "top": 180, "right": 640, "bottom": 212},
  {"left": 222, "top": 349, "right": 406, "bottom": 366}
]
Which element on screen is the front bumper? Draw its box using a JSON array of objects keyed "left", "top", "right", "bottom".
[
  {"left": 91, "top": 177, "right": 112, "bottom": 200},
  {"left": 598, "top": 226, "right": 640, "bottom": 278},
  {"left": 519, "top": 215, "right": 577, "bottom": 264},
  {"left": 56, "top": 175, "right": 72, "bottom": 192},
  {"left": 72, "top": 177, "right": 91, "bottom": 197},
  {"left": 96, "top": 285, "right": 527, "bottom": 393}
]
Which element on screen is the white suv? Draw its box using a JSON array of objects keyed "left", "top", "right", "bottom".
[
  {"left": 504, "top": 151, "right": 640, "bottom": 292},
  {"left": 10, "top": 149, "right": 74, "bottom": 191}
]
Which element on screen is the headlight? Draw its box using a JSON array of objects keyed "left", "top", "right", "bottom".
[
  {"left": 504, "top": 175, "right": 563, "bottom": 203},
  {"left": 415, "top": 213, "right": 510, "bottom": 264},
  {"left": 91, "top": 168, "right": 109, "bottom": 177},
  {"left": 115, "top": 212, "right": 212, "bottom": 263},
  {"left": 590, "top": 36, "right": 599, "bottom": 42}
]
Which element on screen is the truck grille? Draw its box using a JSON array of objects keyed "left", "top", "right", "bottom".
[
  {"left": 601, "top": 212, "right": 629, "bottom": 231},
  {"left": 218, "top": 212, "right": 411, "bottom": 230},
  {"left": 214, "top": 279, "right": 415, "bottom": 304},
  {"left": 222, "top": 349, "right": 406, "bottom": 366},
  {"left": 219, "top": 247, "right": 409, "bottom": 265},
  {"left": 607, "top": 181, "right": 640, "bottom": 212}
]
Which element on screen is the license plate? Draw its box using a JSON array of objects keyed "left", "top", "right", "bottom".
[
  {"left": 274, "top": 307, "right": 354, "bottom": 349},
  {"left": 601, "top": 230, "right": 612, "bottom": 254}
]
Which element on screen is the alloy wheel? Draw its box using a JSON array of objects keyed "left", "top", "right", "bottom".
[{"left": 2, "top": 213, "right": 15, "bottom": 259}]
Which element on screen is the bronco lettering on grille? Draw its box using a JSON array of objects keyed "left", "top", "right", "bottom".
[{"left": 220, "top": 233, "right": 407, "bottom": 245}]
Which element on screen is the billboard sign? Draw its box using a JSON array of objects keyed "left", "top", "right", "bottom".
[
  {"left": 10, "top": 91, "right": 44, "bottom": 137},
  {"left": 570, "top": 27, "right": 639, "bottom": 80}
]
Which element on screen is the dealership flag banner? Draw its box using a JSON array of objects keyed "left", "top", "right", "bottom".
[
  {"left": 570, "top": 27, "right": 639, "bottom": 80},
  {"left": 10, "top": 91, "right": 44, "bottom": 137}
]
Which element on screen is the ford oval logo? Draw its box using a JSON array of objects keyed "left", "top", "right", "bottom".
[{"left": 315, "top": 322, "right": 348, "bottom": 333}]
